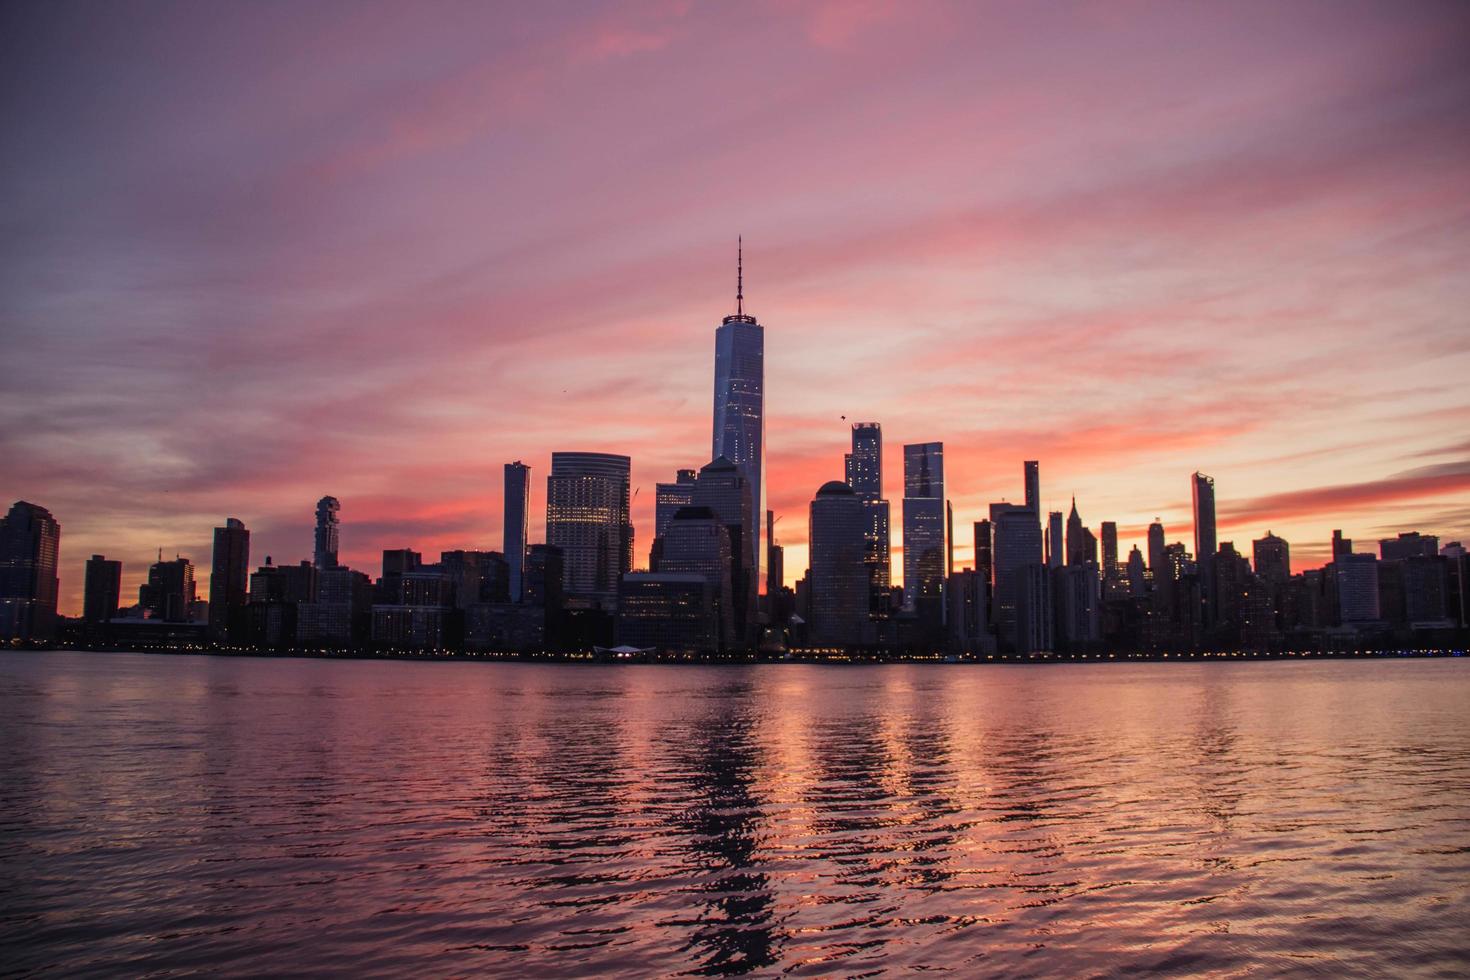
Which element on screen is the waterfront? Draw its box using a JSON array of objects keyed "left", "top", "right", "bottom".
[{"left": 2, "top": 652, "right": 1467, "bottom": 976}]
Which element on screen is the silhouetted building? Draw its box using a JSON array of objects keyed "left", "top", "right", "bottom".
[
  {"left": 378, "top": 548, "right": 422, "bottom": 604},
  {"left": 0, "top": 501, "right": 60, "bottom": 644},
  {"left": 973, "top": 520, "right": 993, "bottom": 608},
  {"left": 314, "top": 496, "right": 340, "bottom": 569},
  {"left": 524, "top": 544, "right": 564, "bottom": 611},
  {"left": 902, "top": 442, "right": 946, "bottom": 623},
  {"left": 652, "top": 468, "right": 697, "bottom": 570},
  {"left": 1379, "top": 532, "right": 1439, "bottom": 561},
  {"left": 1047, "top": 511, "right": 1064, "bottom": 569},
  {"left": 84, "top": 554, "right": 122, "bottom": 625},
  {"left": 1126, "top": 546, "right": 1147, "bottom": 597},
  {"left": 1101, "top": 521, "right": 1125, "bottom": 600},
  {"left": 1024, "top": 460, "right": 1040, "bottom": 514},
  {"left": 208, "top": 517, "right": 249, "bottom": 643},
  {"left": 658, "top": 505, "right": 735, "bottom": 650},
  {"left": 141, "top": 556, "right": 195, "bottom": 623},
  {"left": 691, "top": 456, "right": 756, "bottom": 644},
  {"left": 846, "top": 423, "right": 891, "bottom": 618},
  {"left": 946, "top": 568, "right": 992, "bottom": 656},
  {"left": 1193, "top": 472, "right": 1218, "bottom": 624},
  {"left": 1053, "top": 561, "right": 1100, "bottom": 652},
  {"left": 991, "top": 501, "right": 1044, "bottom": 654},
  {"left": 808, "top": 481, "right": 869, "bottom": 647},
  {"left": 1332, "top": 529, "right": 1352, "bottom": 559},
  {"left": 1147, "top": 520, "right": 1166, "bottom": 584},
  {"left": 504, "top": 461, "right": 530, "bottom": 601},
  {"left": 298, "top": 567, "right": 373, "bottom": 647},
  {"left": 546, "top": 451, "right": 632, "bottom": 603},
  {"left": 617, "top": 573, "right": 715, "bottom": 653},
  {"left": 712, "top": 240, "right": 765, "bottom": 594},
  {"left": 1334, "top": 553, "right": 1380, "bottom": 625},
  {"left": 765, "top": 509, "right": 784, "bottom": 599},
  {"left": 1253, "top": 532, "right": 1291, "bottom": 584}
]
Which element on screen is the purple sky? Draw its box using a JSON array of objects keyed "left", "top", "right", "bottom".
[{"left": 2, "top": 0, "right": 1468, "bottom": 613}]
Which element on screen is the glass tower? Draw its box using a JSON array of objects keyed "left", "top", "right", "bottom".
[{"left": 712, "top": 239, "right": 765, "bottom": 594}]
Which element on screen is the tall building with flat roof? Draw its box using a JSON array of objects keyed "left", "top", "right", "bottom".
[
  {"left": 0, "top": 501, "right": 60, "bottom": 643},
  {"left": 84, "top": 554, "right": 122, "bottom": 624},
  {"left": 547, "top": 452, "right": 633, "bottom": 602},
  {"left": 846, "top": 423, "right": 890, "bottom": 617},
  {"left": 1192, "top": 472, "right": 1217, "bottom": 561},
  {"left": 808, "top": 481, "right": 869, "bottom": 647},
  {"left": 1253, "top": 532, "right": 1291, "bottom": 584},
  {"left": 712, "top": 239, "right": 765, "bottom": 594},
  {"left": 1024, "top": 460, "right": 1040, "bottom": 514},
  {"left": 902, "top": 442, "right": 946, "bottom": 612},
  {"left": 504, "top": 461, "right": 530, "bottom": 602},
  {"left": 209, "top": 517, "right": 250, "bottom": 642}
]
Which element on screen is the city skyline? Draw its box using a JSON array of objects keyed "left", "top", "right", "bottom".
[{"left": 3, "top": 2, "right": 1469, "bottom": 615}]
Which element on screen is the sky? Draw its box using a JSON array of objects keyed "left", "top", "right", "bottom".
[{"left": 2, "top": 0, "right": 1468, "bottom": 614}]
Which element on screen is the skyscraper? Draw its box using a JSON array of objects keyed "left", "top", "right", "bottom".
[
  {"left": 141, "top": 556, "right": 195, "bottom": 623},
  {"left": 990, "top": 501, "right": 1045, "bottom": 653},
  {"left": 1047, "top": 511, "right": 1064, "bottom": 568},
  {"left": 711, "top": 239, "right": 765, "bottom": 594},
  {"left": 808, "top": 481, "right": 869, "bottom": 647},
  {"left": 845, "top": 422, "right": 890, "bottom": 618},
  {"left": 657, "top": 505, "right": 734, "bottom": 649},
  {"left": 973, "top": 519, "right": 993, "bottom": 600},
  {"left": 1147, "top": 520, "right": 1166, "bottom": 581},
  {"left": 1024, "top": 460, "right": 1040, "bottom": 514},
  {"left": 1253, "top": 532, "right": 1291, "bottom": 583},
  {"left": 0, "top": 501, "right": 60, "bottom": 643},
  {"left": 314, "top": 496, "right": 340, "bottom": 570},
  {"left": 1192, "top": 472, "right": 1218, "bottom": 623},
  {"left": 691, "top": 456, "right": 755, "bottom": 644},
  {"left": 83, "top": 554, "right": 122, "bottom": 624},
  {"left": 902, "top": 442, "right": 946, "bottom": 613},
  {"left": 209, "top": 517, "right": 250, "bottom": 642},
  {"left": 1192, "top": 473, "right": 1217, "bottom": 562},
  {"left": 546, "top": 451, "right": 632, "bottom": 602},
  {"left": 504, "top": 461, "right": 530, "bottom": 601}
]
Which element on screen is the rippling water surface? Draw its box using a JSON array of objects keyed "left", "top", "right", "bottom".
[{"left": 2, "top": 653, "right": 1468, "bottom": 977}]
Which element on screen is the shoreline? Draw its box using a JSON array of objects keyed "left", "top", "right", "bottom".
[{"left": 6, "top": 645, "right": 1466, "bottom": 666}]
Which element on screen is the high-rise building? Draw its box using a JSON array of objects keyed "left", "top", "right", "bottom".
[
  {"left": 0, "top": 501, "right": 60, "bottom": 644},
  {"left": 845, "top": 423, "right": 882, "bottom": 499},
  {"left": 1380, "top": 532, "right": 1439, "bottom": 561},
  {"left": 808, "top": 481, "right": 869, "bottom": 647},
  {"left": 1126, "top": 546, "right": 1147, "bottom": 596},
  {"left": 1332, "top": 529, "right": 1353, "bottom": 559},
  {"left": 504, "top": 461, "right": 530, "bottom": 601},
  {"left": 691, "top": 456, "right": 755, "bottom": 644},
  {"left": 973, "top": 520, "right": 992, "bottom": 600},
  {"left": 83, "top": 554, "right": 122, "bottom": 624},
  {"left": 1253, "top": 532, "right": 1291, "bottom": 584},
  {"left": 1193, "top": 472, "right": 1218, "bottom": 624},
  {"left": 1024, "top": 460, "right": 1040, "bottom": 514},
  {"left": 651, "top": 468, "right": 697, "bottom": 571},
  {"left": 314, "top": 496, "right": 340, "bottom": 570},
  {"left": 1192, "top": 473, "right": 1217, "bottom": 561},
  {"left": 1334, "top": 553, "right": 1380, "bottom": 625},
  {"left": 656, "top": 506, "right": 734, "bottom": 649},
  {"left": 1047, "top": 511, "right": 1064, "bottom": 568},
  {"left": 1066, "top": 498, "right": 1088, "bottom": 567},
  {"left": 846, "top": 423, "right": 891, "bottom": 617},
  {"left": 1101, "top": 521, "right": 1125, "bottom": 599},
  {"left": 712, "top": 239, "right": 765, "bottom": 594},
  {"left": 546, "top": 452, "right": 633, "bottom": 602},
  {"left": 902, "top": 442, "right": 946, "bottom": 613},
  {"left": 208, "top": 517, "right": 250, "bottom": 642},
  {"left": 1147, "top": 520, "right": 1166, "bottom": 581},
  {"left": 141, "top": 556, "right": 195, "bottom": 623},
  {"left": 765, "top": 510, "right": 784, "bottom": 598},
  {"left": 991, "top": 502, "right": 1044, "bottom": 653}
]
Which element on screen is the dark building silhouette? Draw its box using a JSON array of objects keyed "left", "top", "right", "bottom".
[
  {"left": 547, "top": 451, "right": 632, "bottom": 604},
  {"left": 617, "top": 573, "right": 716, "bottom": 652},
  {"left": 1147, "top": 520, "right": 1166, "bottom": 585},
  {"left": 1047, "top": 510, "right": 1064, "bottom": 569},
  {"left": 1024, "top": 460, "right": 1040, "bottom": 514},
  {"left": 657, "top": 505, "right": 735, "bottom": 650},
  {"left": 83, "top": 554, "right": 122, "bottom": 625},
  {"left": 0, "top": 501, "right": 60, "bottom": 644},
  {"left": 1379, "top": 532, "right": 1439, "bottom": 561},
  {"left": 141, "top": 556, "right": 195, "bottom": 623},
  {"left": 845, "top": 422, "right": 891, "bottom": 618},
  {"left": 691, "top": 456, "right": 756, "bottom": 645},
  {"left": 902, "top": 442, "right": 946, "bottom": 619},
  {"left": 808, "top": 481, "right": 868, "bottom": 647},
  {"left": 314, "top": 496, "right": 340, "bottom": 569},
  {"left": 504, "top": 461, "right": 530, "bottom": 602},
  {"left": 973, "top": 519, "right": 993, "bottom": 609},
  {"left": 208, "top": 517, "right": 250, "bottom": 642}
]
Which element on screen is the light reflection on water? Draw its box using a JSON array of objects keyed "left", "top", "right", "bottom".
[{"left": 1, "top": 653, "right": 1467, "bottom": 976}]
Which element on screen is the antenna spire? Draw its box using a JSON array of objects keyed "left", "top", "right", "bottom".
[{"left": 736, "top": 236, "right": 743, "bottom": 316}]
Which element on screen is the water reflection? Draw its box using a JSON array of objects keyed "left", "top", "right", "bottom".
[{"left": 0, "top": 655, "right": 1468, "bottom": 977}]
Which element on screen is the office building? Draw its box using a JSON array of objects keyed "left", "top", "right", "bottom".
[
  {"left": 808, "top": 481, "right": 869, "bottom": 647},
  {"left": 1047, "top": 511, "right": 1064, "bottom": 568},
  {"left": 208, "top": 517, "right": 250, "bottom": 642},
  {"left": 314, "top": 496, "right": 340, "bottom": 570},
  {"left": 504, "top": 461, "right": 530, "bottom": 601},
  {"left": 658, "top": 505, "right": 735, "bottom": 650},
  {"left": 1253, "top": 532, "right": 1291, "bottom": 584},
  {"left": 546, "top": 451, "right": 633, "bottom": 602},
  {"left": 0, "top": 501, "right": 60, "bottom": 643},
  {"left": 617, "top": 573, "right": 716, "bottom": 652},
  {"left": 846, "top": 422, "right": 891, "bottom": 617},
  {"left": 902, "top": 442, "right": 946, "bottom": 615},
  {"left": 711, "top": 239, "right": 765, "bottom": 593},
  {"left": 141, "top": 556, "right": 195, "bottom": 623},
  {"left": 83, "top": 554, "right": 122, "bottom": 624},
  {"left": 1380, "top": 532, "right": 1439, "bottom": 561}
]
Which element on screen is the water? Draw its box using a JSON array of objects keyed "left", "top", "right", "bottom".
[{"left": 1, "top": 653, "right": 1467, "bottom": 977}]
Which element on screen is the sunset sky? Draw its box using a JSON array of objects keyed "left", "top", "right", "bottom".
[{"left": 3, "top": 0, "right": 1468, "bottom": 613}]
